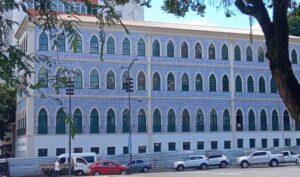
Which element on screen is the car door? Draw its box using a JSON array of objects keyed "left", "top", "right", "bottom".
[
  {"left": 185, "top": 157, "right": 194, "bottom": 167},
  {"left": 100, "top": 162, "right": 109, "bottom": 174},
  {"left": 108, "top": 162, "right": 119, "bottom": 174},
  {"left": 130, "top": 160, "right": 137, "bottom": 171},
  {"left": 136, "top": 160, "right": 144, "bottom": 171},
  {"left": 251, "top": 152, "right": 267, "bottom": 164},
  {"left": 74, "top": 157, "right": 89, "bottom": 174},
  {"left": 208, "top": 155, "right": 218, "bottom": 165}
]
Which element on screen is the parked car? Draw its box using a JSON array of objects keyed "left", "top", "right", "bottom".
[
  {"left": 89, "top": 160, "right": 127, "bottom": 175},
  {"left": 124, "top": 159, "right": 152, "bottom": 172},
  {"left": 281, "top": 151, "right": 299, "bottom": 163},
  {"left": 236, "top": 151, "right": 282, "bottom": 168},
  {"left": 207, "top": 154, "right": 230, "bottom": 168},
  {"left": 173, "top": 155, "right": 209, "bottom": 171}
]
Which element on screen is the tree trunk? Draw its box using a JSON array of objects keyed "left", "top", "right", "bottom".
[{"left": 235, "top": 0, "right": 300, "bottom": 127}]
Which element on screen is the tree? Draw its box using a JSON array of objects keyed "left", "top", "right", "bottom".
[
  {"left": 161, "top": 0, "right": 300, "bottom": 126},
  {"left": 288, "top": 5, "right": 300, "bottom": 36},
  {"left": 0, "top": 84, "right": 16, "bottom": 141}
]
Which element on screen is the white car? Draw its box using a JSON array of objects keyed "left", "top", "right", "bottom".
[
  {"left": 173, "top": 155, "right": 209, "bottom": 171},
  {"left": 207, "top": 154, "right": 230, "bottom": 168}
]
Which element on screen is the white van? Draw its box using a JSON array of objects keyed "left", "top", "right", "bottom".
[{"left": 58, "top": 152, "right": 97, "bottom": 165}]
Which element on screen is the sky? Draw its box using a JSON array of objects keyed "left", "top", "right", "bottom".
[{"left": 144, "top": 1, "right": 261, "bottom": 30}]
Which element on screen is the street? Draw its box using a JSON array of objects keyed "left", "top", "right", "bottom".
[{"left": 105, "top": 165, "right": 300, "bottom": 177}]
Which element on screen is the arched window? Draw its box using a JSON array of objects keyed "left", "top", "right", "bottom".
[
  {"left": 106, "top": 70, "right": 115, "bottom": 89},
  {"left": 208, "top": 43, "right": 215, "bottom": 59},
  {"left": 209, "top": 75, "right": 216, "bottom": 92},
  {"left": 137, "top": 39, "right": 145, "bottom": 56},
  {"left": 57, "top": 33, "right": 65, "bottom": 52},
  {"left": 153, "top": 109, "right": 161, "bottom": 132},
  {"left": 235, "top": 75, "right": 242, "bottom": 92},
  {"left": 181, "top": 73, "right": 189, "bottom": 91},
  {"left": 167, "top": 73, "right": 175, "bottom": 91},
  {"left": 291, "top": 49, "right": 297, "bottom": 64},
  {"left": 56, "top": 68, "right": 65, "bottom": 88},
  {"left": 260, "top": 110, "right": 267, "bottom": 131},
  {"left": 283, "top": 110, "right": 290, "bottom": 131},
  {"left": 152, "top": 39, "right": 160, "bottom": 57},
  {"left": 210, "top": 109, "right": 218, "bottom": 131},
  {"left": 182, "top": 109, "right": 190, "bottom": 132},
  {"left": 90, "top": 109, "right": 99, "bottom": 133},
  {"left": 38, "top": 108, "right": 48, "bottom": 134},
  {"left": 90, "top": 69, "right": 99, "bottom": 89},
  {"left": 75, "top": 35, "right": 82, "bottom": 53},
  {"left": 270, "top": 77, "right": 277, "bottom": 93},
  {"left": 74, "top": 109, "right": 82, "bottom": 134},
  {"left": 39, "top": 32, "right": 48, "bottom": 51},
  {"left": 74, "top": 69, "right": 82, "bottom": 89},
  {"left": 181, "top": 41, "right": 188, "bottom": 58},
  {"left": 258, "top": 47, "right": 264, "bottom": 62},
  {"left": 107, "top": 109, "right": 115, "bottom": 133},
  {"left": 195, "top": 74, "right": 203, "bottom": 91},
  {"left": 259, "top": 76, "right": 266, "bottom": 93},
  {"left": 272, "top": 110, "right": 279, "bottom": 131},
  {"left": 236, "top": 109, "right": 243, "bottom": 131},
  {"left": 246, "top": 46, "right": 253, "bottom": 61},
  {"left": 122, "top": 38, "right": 130, "bottom": 55},
  {"left": 234, "top": 45, "right": 241, "bottom": 61},
  {"left": 122, "top": 71, "right": 130, "bottom": 90},
  {"left": 222, "top": 75, "right": 229, "bottom": 92},
  {"left": 153, "top": 72, "right": 161, "bottom": 91},
  {"left": 168, "top": 109, "right": 176, "bottom": 132},
  {"left": 138, "top": 72, "right": 146, "bottom": 90},
  {"left": 38, "top": 68, "right": 48, "bottom": 88},
  {"left": 223, "top": 109, "right": 230, "bottom": 131},
  {"left": 196, "top": 109, "right": 204, "bottom": 131},
  {"left": 122, "top": 109, "right": 130, "bottom": 133},
  {"left": 106, "top": 36, "right": 115, "bottom": 54},
  {"left": 247, "top": 76, "right": 254, "bottom": 93},
  {"left": 248, "top": 110, "right": 255, "bottom": 131},
  {"left": 195, "top": 42, "right": 202, "bottom": 59},
  {"left": 167, "top": 40, "right": 174, "bottom": 58},
  {"left": 56, "top": 108, "right": 65, "bottom": 134},
  {"left": 222, "top": 44, "right": 228, "bottom": 60},
  {"left": 138, "top": 109, "right": 146, "bottom": 132},
  {"left": 90, "top": 35, "right": 99, "bottom": 53}
]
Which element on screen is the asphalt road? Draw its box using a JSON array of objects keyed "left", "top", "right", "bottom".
[{"left": 102, "top": 165, "right": 300, "bottom": 177}]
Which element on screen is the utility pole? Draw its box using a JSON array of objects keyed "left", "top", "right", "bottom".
[
  {"left": 122, "top": 58, "right": 138, "bottom": 175},
  {"left": 66, "top": 79, "right": 74, "bottom": 177}
]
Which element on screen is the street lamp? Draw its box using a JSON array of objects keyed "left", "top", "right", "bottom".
[{"left": 121, "top": 58, "right": 138, "bottom": 175}]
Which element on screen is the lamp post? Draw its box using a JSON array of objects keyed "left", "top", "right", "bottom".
[
  {"left": 66, "top": 78, "right": 74, "bottom": 177},
  {"left": 121, "top": 58, "right": 138, "bottom": 175}
]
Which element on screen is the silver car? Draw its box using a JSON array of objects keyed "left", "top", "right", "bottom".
[
  {"left": 173, "top": 155, "right": 209, "bottom": 171},
  {"left": 207, "top": 154, "right": 230, "bottom": 168}
]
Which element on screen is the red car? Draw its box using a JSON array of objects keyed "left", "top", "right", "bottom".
[{"left": 89, "top": 160, "right": 128, "bottom": 175}]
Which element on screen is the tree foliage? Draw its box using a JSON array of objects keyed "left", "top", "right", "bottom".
[
  {"left": 288, "top": 5, "right": 300, "bottom": 36},
  {"left": 0, "top": 84, "right": 16, "bottom": 141}
]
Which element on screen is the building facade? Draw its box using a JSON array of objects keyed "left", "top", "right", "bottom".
[{"left": 14, "top": 16, "right": 300, "bottom": 157}]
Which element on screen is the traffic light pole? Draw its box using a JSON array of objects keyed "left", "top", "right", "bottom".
[
  {"left": 122, "top": 58, "right": 138, "bottom": 175},
  {"left": 66, "top": 79, "right": 74, "bottom": 177}
]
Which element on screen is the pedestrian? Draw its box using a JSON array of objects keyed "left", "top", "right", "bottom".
[{"left": 54, "top": 160, "right": 60, "bottom": 177}]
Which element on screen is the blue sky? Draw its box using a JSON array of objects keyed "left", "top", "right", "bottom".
[{"left": 144, "top": 1, "right": 260, "bottom": 29}]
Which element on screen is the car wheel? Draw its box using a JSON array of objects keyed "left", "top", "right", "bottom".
[
  {"left": 241, "top": 161, "right": 249, "bottom": 168},
  {"left": 76, "top": 170, "right": 85, "bottom": 176},
  {"left": 219, "top": 161, "right": 227, "bottom": 168},
  {"left": 142, "top": 167, "right": 149, "bottom": 172},
  {"left": 120, "top": 170, "right": 127, "bottom": 175},
  {"left": 94, "top": 171, "right": 101, "bottom": 176},
  {"left": 177, "top": 165, "right": 184, "bottom": 171},
  {"left": 270, "top": 160, "right": 278, "bottom": 167},
  {"left": 200, "top": 163, "right": 208, "bottom": 170}
]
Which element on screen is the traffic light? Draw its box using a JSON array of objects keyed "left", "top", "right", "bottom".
[{"left": 125, "top": 78, "right": 133, "bottom": 92}]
